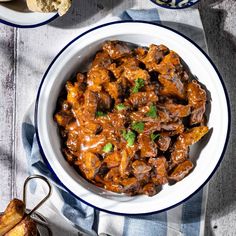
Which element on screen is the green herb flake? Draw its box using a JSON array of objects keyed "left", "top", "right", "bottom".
[
  {"left": 122, "top": 130, "right": 136, "bottom": 147},
  {"left": 116, "top": 103, "right": 127, "bottom": 111},
  {"left": 131, "top": 122, "right": 144, "bottom": 133},
  {"left": 96, "top": 111, "right": 107, "bottom": 117},
  {"left": 146, "top": 104, "right": 157, "bottom": 118},
  {"left": 132, "top": 78, "right": 145, "bottom": 93},
  {"left": 150, "top": 133, "right": 161, "bottom": 142},
  {"left": 102, "top": 143, "right": 113, "bottom": 153}
]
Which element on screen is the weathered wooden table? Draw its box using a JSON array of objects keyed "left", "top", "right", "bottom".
[{"left": 0, "top": 0, "right": 235, "bottom": 235}]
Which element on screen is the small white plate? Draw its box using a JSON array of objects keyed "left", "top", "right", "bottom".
[
  {"left": 35, "top": 21, "right": 230, "bottom": 215},
  {"left": 0, "top": 1, "right": 58, "bottom": 28}
]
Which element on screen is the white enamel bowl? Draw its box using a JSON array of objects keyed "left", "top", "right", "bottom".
[
  {"left": 0, "top": 1, "right": 57, "bottom": 27},
  {"left": 35, "top": 21, "right": 230, "bottom": 215}
]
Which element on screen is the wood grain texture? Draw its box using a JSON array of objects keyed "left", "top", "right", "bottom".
[
  {"left": 0, "top": 26, "right": 15, "bottom": 210},
  {"left": 199, "top": 0, "right": 236, "bottom": 235},
  {"left": 0, "top": 0, "right": 236, "bottom": 235}
]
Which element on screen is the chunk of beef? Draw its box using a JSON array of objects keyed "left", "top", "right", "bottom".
[
  {"left": 121, "top": 177, "right": 140, "bottom": 195},
  {"left": 54, "top": 111, "right": 73, "bottom": 127},
  {"left": 104, "top": 151, "right": 121, "bottom": 168},
  {"left": 133, "top": 172, "right": 150, "bottom": 183},
  {"left": 154, "top": 51, "right": 182, "bottom": 74},
  {"left": 66, "top": 124, "right": 80, "bottom": 152},
  {"left": 171, "top": 126, "right": 209, "bottom": 164},
  {"left": 138, "top": 134, "right": 158, "bottom": 158},
  {"left": 156, "top": 135, "right": 171, "bottom": 152},
  {"left": 108, "top": 63, "right": 123, "bottom": 79},
  {"left": 169, "top": 160, "right": 194, "bottom": 181},
  {"left": 81, "top": 152, "right": 101, "bottom": 179},
  {"left": 107, "top": 112, "right": 129, "bottom": 132},
  {"left": 82, "top": 120, "right": 102, "bottom": 135},
  {"left": 143, "top": 183, "right": 158, "bottom": 197},
  {"left": 103, "top": 41, "right": 131, "bottom": 60},
  {"left": 135, "top": 46, "right": 148, "bottom": 60},
  {"left": 83, "top": 90, "right": 98, "bottom": 119},
  {"left": 63, "top": 148, "right": 77, "bottom": 164},
  {"left": 143, "top": 121, "right": 161, "bottom": 133},
  {"left": 164, "top": 102, "right": 190, "bottom": 118},
  {"left": 187, "top": 80, "right": 207, "bottom": 125},
  {"left": 160, "top": 121, "right": 184, "bottom": 134},
  {"left": 81, "top": 134, "right": 106, "bottom": 153},
  {"left": 87, "top": 67, "right": 110, "bottom": 88},
  {"left": 120, "top": 56, "right": 140, "bottom": 67},
  {"left": 119, "top": 149, "right": 130, "bottom": 177},
  {"left": 159, "top": 73, "right": 186, "bottom": 99},
  {"left": 149, "top": 157, "right": 168, "bottom": 185},
  {"left": 104, "top": 167, "right": 120, "bottom": 183},
  {"left": 97, "top": 91, "right": 112, "bottom": 110},
  {"left": 140, "top": 44, "right": 169, "bottom": 71},
  {"left": 123, "top": 67, "right": 150, "bottom": 84},
  {"left": 128, "top": 91, "right": 158, "bottom": 107},
  {"left": 132, "top": 160, "right": 152, "bottom": 174},
  {"left": 104, "top": 184, "right": 123, "bottom": 193},
  {"left": 66, "top": 81, "right": 83, "bottom": 106},
  {"left": 105, "top": 82, "right": 123, "bottom": 100},
  {"left": 92, "top": 51, "right": 112, "bottom": 69}
]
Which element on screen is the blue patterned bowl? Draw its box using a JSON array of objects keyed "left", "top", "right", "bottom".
[{"left": 151, "top": 0, "right": 200, "bottom": 9}]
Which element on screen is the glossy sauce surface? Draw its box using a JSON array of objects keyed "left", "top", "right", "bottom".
[{"left": 54, "top": 41, "right": 209, "bottom": 196}]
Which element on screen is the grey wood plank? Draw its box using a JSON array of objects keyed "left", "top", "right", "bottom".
[
  {"left": 199, "top": 0, "right": 236, "bottom": 235},
  {"left": 0, "top": 26, "right": 15, "bottom": 211}
]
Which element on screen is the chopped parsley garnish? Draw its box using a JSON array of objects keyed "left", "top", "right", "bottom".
[
  {"left": 131, "top": 122, "right": 144, "bottom": 133},
  {"left": 96, "top": 111, "right": 107, "bottom": 117},
  {"left": 122, "top": 130, "right": 136, "bottom": 147},
  {"left": 132, "top": 78, "right": 145, "bottom": 93},
  {"left": 151, "top": 133, "right": 161, "bottom": 142},
  {"left": 146, "top": 104, "right": 157, "bottom": 118},
  {"left": 116, "top": 103, "right": 127, "bottom": 111},
  {"left": 103, "top": 143, "right": 113, "bottom": 153}
]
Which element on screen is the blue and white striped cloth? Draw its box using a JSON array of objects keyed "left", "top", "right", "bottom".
[{"left": 22, "top": 8, "right": 208, "bottom": 236}]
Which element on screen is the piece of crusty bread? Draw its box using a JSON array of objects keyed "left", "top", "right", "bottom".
[
  {"left": 5, "top": 216, "right": 37, "bottom": 236},
  {"left": 26, "top": 0, "right": 72, "bottom": 16},
  {"left": 0, "top": 199, "right": 25, "bottom": 236}
]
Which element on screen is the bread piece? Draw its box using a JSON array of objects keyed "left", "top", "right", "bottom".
[
  {"left": 26, "top": 0, "right": 55, "bottom": 13},
  {"left": 5, "top": 217, "right": 37, "bottom": 236},
  {"left": 0, "top": 199, "right": 25, "bottom": 236},
  {"left": 26, "top": 0, "right": 72, "bottom": 16}
]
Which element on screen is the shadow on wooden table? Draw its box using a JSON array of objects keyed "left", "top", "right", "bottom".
[
  {"left": 199, "top": 0, "right": 236, "bottom": 235},
  {"left": 49, "top": 0, "right": 125, "bottom": 29}
]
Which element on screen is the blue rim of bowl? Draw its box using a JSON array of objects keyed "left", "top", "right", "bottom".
[
  {"left": 35, "top": 20, "right": 231, "bottom": 216},
  {"left": 150, "top": 0, "right": 201, "bottom": 10},
  {"left": 0, "top": 13, "right": 58, "bottom": 28}
]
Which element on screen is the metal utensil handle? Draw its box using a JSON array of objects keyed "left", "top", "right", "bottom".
[
  {"left": 31, "top": 211, "right": 53, "bottom": 236},
  {"left": 23, "top": 175, "right": 52, "bottom": 216}
]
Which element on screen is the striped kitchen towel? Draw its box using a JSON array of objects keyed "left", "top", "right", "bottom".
[{"left": 22, "top": 7, "right": 208, "bottom": 236}]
